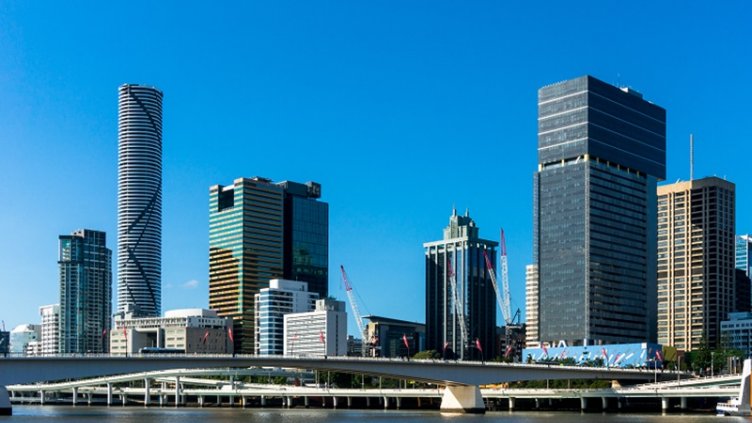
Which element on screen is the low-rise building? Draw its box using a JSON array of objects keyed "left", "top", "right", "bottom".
[
  {"left": 110, "top": 308, "right": 232, "bottom": 354},
  {"left": 9, "top": 324, "right": 40, "bottom": 356},
  {"left": 0, "top": 331, "right": 9, "bottom": 355},
  {"left": 721, "top": 312, "right": 752, "bottom": 357},
  {"left": 364, "top": 315, "right": 425, "bottom": 358},
  {"left": 283, "top": 298, "right": 347, "bottom": 357},
  {"left": 254, "top": 279, "right": 318, "bottom": 355}
]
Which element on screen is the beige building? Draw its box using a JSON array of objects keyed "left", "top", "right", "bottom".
[
  {"left": 525, "top": 264, "right": 539, "bottom": 347},
  {"left": 110, "top": 309, "right": 232, "bottom": 354},
  {"left": 657, "top": 177, "right": 735, "bottom": 350}
]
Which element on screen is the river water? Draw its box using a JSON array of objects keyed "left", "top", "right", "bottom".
[{"left": 5, "top": 406, "right": 746, "bottom": 422}]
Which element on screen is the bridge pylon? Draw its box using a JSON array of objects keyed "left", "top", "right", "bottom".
[
  {"left": 440, "top": 385, "right": 484, "bottom": 414},
  {"left": 0, "top": 386, "right": 10, "bottom": 416}
]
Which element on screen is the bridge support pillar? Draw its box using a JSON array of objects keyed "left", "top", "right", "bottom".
[
  {"left": 680, "top": 397, "right": 687, "bottom": 410},
  {"left": 198, "top": 396, "right": 204, "bottom": 408},
  {"left": 87, "top": 392, "right": 92, "bottom": 406},
  {"left": 580, "top": 397, "right": 587, "bottom": 411},
  {"left": 260, "top": 395, "right": 266, "bottom": 407},
  {"left": 365, "top": 397, "right": 370, "bottom": 407},
  {"left": 144, "top": 378, "right": 150, "bottom": 406},
  {"left": 0, "top": 386, "right": 11, "bottom": 416},
  {"left": 440, "top": 385, "right": 485, "bottom": 414},
  {"left": 347, "top": 396, "right": 352, "bottom": 408},
  {"left": 661, "top": 397, "right": 669, "bottom": 411},
  {"left": 601, "top": 397, "right": 608, "bottom": 410},
  {"left": 396, "top": 397, "right": 401, "bottom": 409},
  {"left": 534, "top": 398, "right": 540, "bottom": 409},
  {"left": 304, "top": 396, "right": 309, "bottom": 407},
  {"left": 72, "top": 387, "right": 78, "bottom": 406},
  {"left": 332, "top": 396, "right": 337, "bottom": 409},
  {"left": 241, "top": 396, "right": 246, "bottom": 408},
  {"left": 216, "top": 395, "right": 221, "bottom": 406},
  {"left": 508, "top": 397, "right": 515, "bottom": 411},
  {"left": 106, "top": 383, "right": 113, "bottom": 406},
  {"left": 121, "top": 394, "right": 127, "bottom": 406},
  {"left": 174, "top": 377, "right": 181, "bottom": 408},
  {"left": 383, "top": 396, "right": 388, "bottom": 409},
  {"left": 39, "top": 391, "right": 44, "bottom": 405}
]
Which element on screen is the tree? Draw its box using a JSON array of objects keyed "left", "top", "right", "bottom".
[{"left": 413, "top": 349, "right": 441, "bottom": 360}]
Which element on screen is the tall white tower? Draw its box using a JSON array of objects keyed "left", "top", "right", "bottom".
[{"left": 117, "top": 84, "right": 163, "bottom": 317}]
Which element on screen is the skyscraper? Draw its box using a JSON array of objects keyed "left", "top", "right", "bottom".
[
  {"left": 278, "top": 181, "right": 329, "bottom": 298},
  {"left": 59, "top": 229, "right": 112, "bottom": 353},
  {"left": 424, "top": 209, "right": 497, "bottom": 360},
  {"left": 209, "top": 177, "right": 285, "bottom": 353},
  {"left": 736, "top": 235, "right": 752, "bottom": 276},
  {"left": 534, "top": 75, "right": 666, "bottom": 346},
  {"left": 117, "top": 84, "right": 163, "bottom": 317},
  {"left": 254, "top": 279, "right": 319, "bottom": 355},
  {"left": 209, "top": 177, "right": 329, "bottom": 354},
  {"left": 657, "top": 177, "right": 735, "bottom": 350}
]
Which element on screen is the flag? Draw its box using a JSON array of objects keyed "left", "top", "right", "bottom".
[
  {"left": 319, "top": 330, "right": 325, "bottom": 344},
  {"left": 504, "top": 345, "right": 513, "bottom": 358},
  {"left": 474, "top": 338, "right": 483, "bottom": 353},
  {"left": 228, "top": 327, "right": 234, "bottom": 343},
  {"left": 601, "top": 347, "right": 608, "bottom": 359},
  {"left": 402, "top": 334, "right": 409, "bottom": 349},
  {"left": 102, "top": 328, "right": 107, "bottom": 338},
  {"left": 655, "top": 350, "right": 663, "bottom": 362},
  {"left": 202, "top": 329, "right": 210, "bottom": 344},
  {"left": 542, "top": 344, "right": 548, "bottom": 357},
  {"left": 443, "top": 341, "right": 450, "bottom": 352},
  {"left": 123, "top": 326, "right": 127, "bottom": 339}
]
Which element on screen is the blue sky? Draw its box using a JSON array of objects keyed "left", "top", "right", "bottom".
[{"left": 1, "top": 1, "right": 750, "bottom": 334}]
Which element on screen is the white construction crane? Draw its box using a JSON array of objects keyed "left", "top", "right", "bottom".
[
  {"left": 483, "top": 229, "right": 513, "bottom": 325},
  {"left": 339, "top": 265, "right": 367, "bottom": 355},
  {"left": 446, "top": 257, "right": 469, "bottom": 355}
]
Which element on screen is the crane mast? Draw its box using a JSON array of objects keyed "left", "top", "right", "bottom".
[
  {"left": 482, "top": 229, "right": 513, "bottom": 325},
  {"left": 339, "top": 265, "right": 367, "bottom": 356},
  {"left": 446, "top": 257, "right": 468, "bottom": 356}
]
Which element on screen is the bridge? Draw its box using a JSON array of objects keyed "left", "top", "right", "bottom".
[{"left": 0, "top": 354, "right": 680, "bottom": 415}]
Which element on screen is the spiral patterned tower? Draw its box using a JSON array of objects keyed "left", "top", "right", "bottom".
[{"left": 117, "top": 84, "right": 162, "bottom": 317}]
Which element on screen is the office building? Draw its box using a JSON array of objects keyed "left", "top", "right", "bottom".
[
  {"left": 534, "top": 75, "right": 666, "bottom": 346},
  {"left": 525, "top": 264, "right": 539, "bottom": 346},
  {"left": 283, "top": 298, "right": 347, "bottom": 357},
  {"left": 721, "top": 312, "right": 752, "bottom": 358},
  {"left": 39, "top": 304, "right": 60, "bottom": 355},
  {"left": 254, "top": 279, "right": 319, "bottom": 355},
  {"left": 278, "top": 181, "right": 329, "bottom": 298},
  {"left": 364, "top": 315, "right": 425, "bottom": 358},
  {"left": 209, "top": 177, "right": 329, "bottom": 354},
  {"left": 736, "top": 235, "right": 752, "bottom": 276},
  {"left": 0, "top": 331, "right": 9, "bottom": 355},
  {"left": 110, "top": 309, "right": 232, "bottom": 354},
  {"left": 424, "top": 209, "right": 498, "bottom": 360},
  {"left": 736, "top": 269, "right": 751, "bottom": 314},
  {"left": 59, "top": 229, "right": 112, "bottom": 353},
  {"left": 346, "top": 335, "right": 363, "bottom": 356},
  {"left": 117, "top": 84, "right": 163, "bottom": 317},
  {"left": 209, "top": 177, "right": 285, "bottom": 353},
  {"left": 657, "top": 177, "right": 735, "bottom": 350},
  {"left": 9, "top": 324, "right": 40, "bottom": 355}
]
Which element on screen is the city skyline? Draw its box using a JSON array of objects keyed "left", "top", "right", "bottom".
[{"left": 1, "top": 2, "right": 751, "bottom": 334}]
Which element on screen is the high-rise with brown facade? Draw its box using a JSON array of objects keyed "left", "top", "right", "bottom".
[{"left": 657, "top": 177, "right": 735, "bottom": 350}]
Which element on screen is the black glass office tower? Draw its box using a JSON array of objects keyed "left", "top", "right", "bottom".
[
  {"left": 424, "top": 209, "right": 497, "bottom": 360},
  {"left": 277, "top": 181, "right": 329, "bottom": 298},
  {"left": 533, "top": 76, "right": 666, "bottom": 346}
]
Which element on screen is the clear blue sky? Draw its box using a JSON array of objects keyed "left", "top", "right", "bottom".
[{"left": 1, "top": 1, "right": 750, "bottom": 334}]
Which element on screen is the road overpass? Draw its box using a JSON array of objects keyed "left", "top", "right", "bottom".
[{"left": 0, "top": 354, "right": 677, "bottom": 415}]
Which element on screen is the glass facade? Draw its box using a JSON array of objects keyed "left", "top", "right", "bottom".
[
  {"left": 534, "top": 75, "right": 666, "bottom": 346},
  {"left": 424, "top": 210, "right": 497, "bottom": 360},
  {"left": 736, "top": 235, "right": 752, "bottom": 276},
  {"left": 59, "top": 229, "right": 112, "bottom": 353},
  {"left": 279, "top": 181, "right": 329, "bottom": 298}
]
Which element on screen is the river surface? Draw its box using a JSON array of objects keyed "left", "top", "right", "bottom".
[{"left": 5, "top": 406, "right": 746, "bottom": 422}]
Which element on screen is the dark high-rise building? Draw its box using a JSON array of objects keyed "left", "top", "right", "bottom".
[
  {"left": 277, "top": 181, "right": 329, "bottom": 298},
  {"left": 424, "top": 209, "right": 497, "bottom": 360},
  {"left": 209, "top": 177, "right": 328, "bottom": 354},
  {"left": 59, "top": 229, "right": 112, "bottom": 353},
  {"left": 117, "top": 84, "right": 163, "bottom": 317},
  {"left": 533, "top": 75, "right": 666, "bottom": 346}
]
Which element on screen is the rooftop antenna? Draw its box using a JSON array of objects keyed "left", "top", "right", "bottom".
[{"left": 689, "top": 133, "right": 694, "bottom": 181}]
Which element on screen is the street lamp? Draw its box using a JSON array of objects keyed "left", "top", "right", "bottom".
[{"left": 711, "top": 351, "right": 715, "bottom": 377}]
